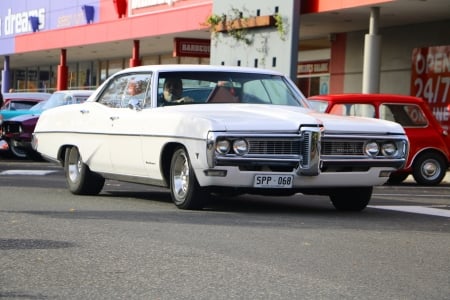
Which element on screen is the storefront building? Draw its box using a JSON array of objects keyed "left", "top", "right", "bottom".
[{"left": 0, "top": 0, "right": 213, "bottom": 92}]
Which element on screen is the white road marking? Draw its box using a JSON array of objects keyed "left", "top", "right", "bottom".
[
  {"left": 374, "top": 193, "right": 446, "bottom": 198},
  {"left": 0, "top": 170, "right": 58, "bottom": 176},
  {"left": 369, "top": 205, "right": 450, "bottom": 218}
]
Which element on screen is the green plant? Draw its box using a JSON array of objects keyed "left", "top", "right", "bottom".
[
  {"left": 273, "top": 13, "right": 286, "bottom": 40},
  {"left": 203, "top": 9, "right": 253, "bottom": 45},
  {"left": 203, "top": 8, "right": 286, "bottom": 46}
]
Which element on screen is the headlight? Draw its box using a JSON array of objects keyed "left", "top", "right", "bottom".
[
  {"left": 216, "top": 140, "right": 230, "bottom": 154},
  {"left": 233, "top": 139, "right": 249, "bottom": 155},
  {"left": 381, "top": 142, "right": 397, "bottom": 157},
  {"left": 364, "top": 141, "right": 379, "bottom": 157}
]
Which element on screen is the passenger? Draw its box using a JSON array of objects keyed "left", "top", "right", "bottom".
[
  {"left": 128, "top": 80, "right": 142, "bottom": 96},
  {"left": 127, "top": 79, "right": 144, "bottom": 108}
]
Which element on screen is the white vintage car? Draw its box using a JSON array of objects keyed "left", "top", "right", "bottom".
[{"left": 33, "top": 65, "right": 408, "bottom": 211}]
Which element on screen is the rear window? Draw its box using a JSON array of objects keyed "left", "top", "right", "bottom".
[{"left": 308, "top": 100, "right": 329, "bottom": 113}]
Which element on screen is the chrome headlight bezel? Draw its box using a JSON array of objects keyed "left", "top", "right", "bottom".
[
  {"left": 216, "top": 139, "right": 231, "bottom": 154},
  {"left": 233, "top": 139, "right": 249, "bottom": 155},
  {"left": 364, "top": 141, "right": 379, "bottom": 157},
  {"left": 381, "top": 142, "right": 398, "bottom": 157}
]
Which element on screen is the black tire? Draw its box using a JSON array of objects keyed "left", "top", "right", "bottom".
[
  {"left": 387, "top": 173, "right": 409, "bottom": 185},
  {"left": 412, "top": 153, "right": 447, "bottom": 186},
  {"left": 170, "top": 147, "right": 207, "bottom": 210},
  {"left": 9, "top": 142, "right": 28, "bottom": 159},
  {"left": 329, "top": 187, "right": 373, "bottom": 211},
  {"left": 64, "top": 147, "right": 105, "bottom": 195},
  {"left": 26, "top": 149, "right": 44, "bottom": 161}
]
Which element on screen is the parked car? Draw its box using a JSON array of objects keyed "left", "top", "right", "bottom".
[
  {"left": 0, "top": 92, "right": 51, "bottom": 122},
  {"left": 33, "top": 65, "right": 408, "bottom": 211},
  {"left": 1, "top": 90, "right": 93, "bottom": 159},
  {"left": 308, "top": 93, "right": 450, "bottom": 185},
  {"left": 0, "top": 92, "right": 51, "bottom": 153}
]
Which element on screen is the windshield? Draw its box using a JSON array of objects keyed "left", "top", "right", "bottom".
[
  {"left": 157, "top": 71, "right": 308, "bottom": 107},
  {"left": 30, "top": 101, "right": 47, "bottom": 110},
  {"left": 307, "top": 99, "right": 329, "bottom": 113}
]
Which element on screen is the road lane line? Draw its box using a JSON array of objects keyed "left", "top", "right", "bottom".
[
  {"left": 369, "top": 205, "right": 450, "bottom": 218},
  {"left": 0, "top": 170, "right": 58, "bottom": 176},
  {"left": 374, "top": 193, "right": 447, "bottom": 197}
]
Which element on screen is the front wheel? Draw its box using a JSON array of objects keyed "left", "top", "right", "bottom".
[
  {"left": 64, "top": 147, "right": 105, "bottom": 195},
  {"left": 412, "top": 153, "right": 447, "bottom": 186},
  {"left": 329, "top": 187, "right": 373, "bottom": 211},
  {"left": 9, "top": 141, "right": 28, "bottom": 159},
  {"left": 170, "top": 147, "right": 207, "bottom": 210},
  {"left": 387, "top": 173, "right": 409, "bottom": 185}
]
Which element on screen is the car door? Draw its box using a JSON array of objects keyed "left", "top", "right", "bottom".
[{"left": 96, "top": 72, "right": 152, "bottom": 177}]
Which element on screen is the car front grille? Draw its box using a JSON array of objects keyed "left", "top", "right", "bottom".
[
  {"left": 2, "top": 123, "right": 21, "bottom": 134},
  {"left": 321, "top": 140, "right": 365, "bottom": 156},
  {"left": 248, "top": 139, "right": 301, "bottom": 155}
]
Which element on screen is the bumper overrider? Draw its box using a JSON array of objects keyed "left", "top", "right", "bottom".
[{"left": 206, "top": 126, "right": 408, "bottom": 176}]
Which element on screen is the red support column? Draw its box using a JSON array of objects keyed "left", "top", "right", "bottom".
[
  {"left": 57, "top": 49, "right": 68, "bottom": 91},
  {"left": 129, "top": 40, "right": 141, "bottom": 67}
]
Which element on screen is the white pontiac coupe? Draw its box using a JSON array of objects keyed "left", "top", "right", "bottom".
[{"left": 33, "top": 65, "right": 408, "bottom": 211}]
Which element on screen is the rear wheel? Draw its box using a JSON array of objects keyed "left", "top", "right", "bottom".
[
  {"left": 170, "top": 147, "right": 207, "bottom": 210},
  {"left": 64, "top": 147, "right": 105, "bottom": 195},
  {"left": 329, "top": 187, "right": 373, "bottom": 211},
  {"left": 412, "top": 153, "right": 447, "bottom": 186}
]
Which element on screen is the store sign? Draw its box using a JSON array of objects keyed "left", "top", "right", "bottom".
[
  {"left": 131, "top": 0, "right": 168, "bottom": 9},
  {"left": 411, "top": 46, "right": 450, "bottom": 126},
  {"left": 129, "top": 0, "right": 177, "bottom": 15},
  {"left": 173, "top": 38, "right": 210, "bottom": 58},
  {"left": 0, "top": 7, "right": 45, "bottom": 36},
  {"left": 129, "top": 0, "right": 208, "bottom": 16},
  {"left": 297, "top": 60, "right": 330, "bottom": 75}
]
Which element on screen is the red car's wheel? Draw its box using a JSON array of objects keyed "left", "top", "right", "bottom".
[{"left": 412, "top": 153, "right": 447, "bottom": 186}]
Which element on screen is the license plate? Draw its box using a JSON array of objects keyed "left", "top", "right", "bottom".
[{"left": 253, "top": 175, "right": 293, "bottom": 188}]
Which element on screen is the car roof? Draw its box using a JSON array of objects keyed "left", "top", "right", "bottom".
[
  {"left": 3, "top": 92, "right": 52, "bottom": 101},
  {"left": 52, "top": 90, "right": 94, "bottom": 95},
  {"left": 308, "top": 93, "right": 425, "bottom": 104},
  {"left": 114, "top": 64, "right": 284, "bottom": 76}
]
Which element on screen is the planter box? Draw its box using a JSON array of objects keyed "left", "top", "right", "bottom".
[{"left": 214, "top": 15, "right": 276, "bottom": 33}]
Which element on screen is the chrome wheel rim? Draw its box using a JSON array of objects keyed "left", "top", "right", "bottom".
[
  {"left": 172, "top": 152, "right": 189, "bottom": 201},
  {"left": 68, "top": 149, "right": 82, "bottom": 183},
  {"left": 421, "top": 159, "right": 440, "bottom": 180}
]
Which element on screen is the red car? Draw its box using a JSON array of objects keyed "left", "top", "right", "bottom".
[{"left": 308, "top": 93, "right": 450, "bottom": 185}]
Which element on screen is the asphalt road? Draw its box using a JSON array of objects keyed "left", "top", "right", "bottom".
[{"left": 0, "top": 159, "right": 449, "bottom": 299}]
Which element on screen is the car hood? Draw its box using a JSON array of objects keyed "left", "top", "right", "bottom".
[
  {"left": 0, "top": 109, "right": 42, "bottom": 120},
  {"left": 166, "top": 104, "right": 322, "bottom": 132},
  {"left": 163, "top": 104, "right": 405, "bottom": 134},
  {"left": 5, "top": 113, "right": 41, "bottom": 123}
]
